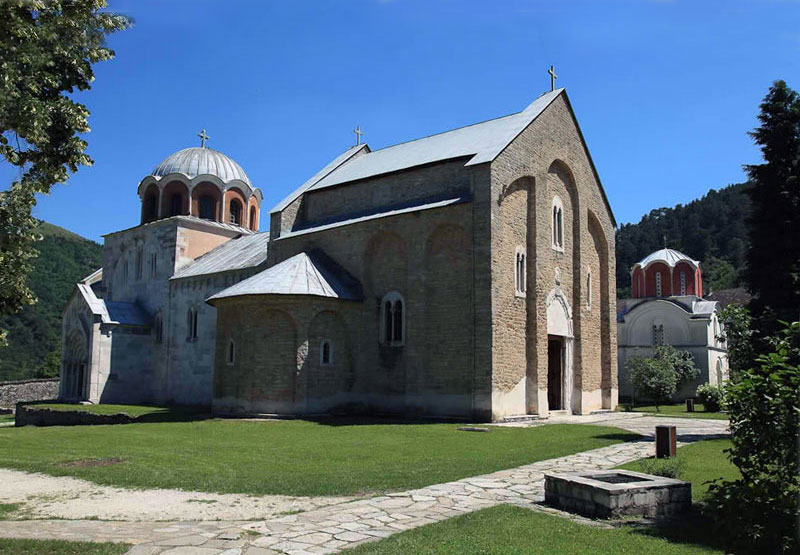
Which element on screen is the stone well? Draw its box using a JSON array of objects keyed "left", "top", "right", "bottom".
[{"left": 544, "top": 469, "right": 691, "bottom": 518}]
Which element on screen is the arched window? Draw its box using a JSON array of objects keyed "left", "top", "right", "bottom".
[
  {"left": 655, "top": 272, "right": 662, "bottom": 297},
  {"left": 122, "top": 260, "right": 129, "bottom": 284},
  {"left": 143, "top": 192, "right": 158, "bottom": 223},
  {"left": 652, "top": 323, "right": 665, "bottom": 346},
  {"left": 150, "top": 252, "right": 158, "bottom": 278},
  {"left": 680, "top": 272, "right": 687, "bottom": 296},
  {"left": 227, "top": 339, "right": 235, "bottom": 365},
  {"left": 136, "top": 246, "right": 144, "bottom": 280},
  {"left": 551, "top": 197, "right": 564, "bottom": 250},
  {"left": 514, "top": 246, "right": 526, "bottom": 296},
  {"left": 320, "top": 339, "right": 333, "bottom": 365},
  {"left": 249, "top": 205, "right": 257, "bottom": 231},
  {"left": 154, "top": 314, "right": 163, "bottom": 344},
  {"left": 199, "top": 195, "right": 215, "bottom": 220},
  {"left": 380, "top": 292, "right": 405, "bottom": 346},
  {"left": 169, "top": 193, "right": 183, "bottom": 217},
  {"left": 229, "top": 199, "right": 243, "bottom": 225},
  {"left": 586, "top": 270, "right": 592, "bottom": 310},
  {"left": 187, "top": 308, "right": 198, "bottom": 341}
]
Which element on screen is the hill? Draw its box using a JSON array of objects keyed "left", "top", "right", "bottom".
[
  {"left": 0, "top": 222, "right": 102, "bottom": 381},
  {"left": 615, "top": 183, "right": 751, "bottom": 298}
]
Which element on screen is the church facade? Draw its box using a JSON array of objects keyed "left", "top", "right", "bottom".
[{"left": 61, "top": 88, "right": 618, "bottom": 421}]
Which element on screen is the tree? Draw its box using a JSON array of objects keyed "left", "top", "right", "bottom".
[
  {"left": 709, "top": 322, "right": 800, "bottom": 553},
  {"left": 718, "top": 303, "right": 755, "bottom": 376},
  {"left": 627, "top": 356, "right": 676, "bottom": 411},
  {"left": 0, "top": 1, "right": 130, "bottom": 343},
  {"left": 703, "top": 255, "right": 739, "bottom": 294},
  {"left": 745, "top": 81, "right": 800, "bottom": 336}
]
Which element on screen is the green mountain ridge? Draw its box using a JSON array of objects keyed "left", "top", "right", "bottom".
[{"left": 0, "top": 222, "right": 102, "bottom": 381}]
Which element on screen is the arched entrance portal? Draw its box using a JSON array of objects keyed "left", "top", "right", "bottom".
[
  {"left": 546, "top": 288, "right": 575, "bottom": 413},
  {"left": 63, "top": 331, "right": 88, "bottom": 400}
]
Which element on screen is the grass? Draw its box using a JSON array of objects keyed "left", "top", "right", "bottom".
[
  {"left": 619, "top": 438, "right": 738, "bottom": 500},
  {"left": 0, "top": 503, "right": 21, "bottom": 520},
  {"left": 28, "top": 403, "right": 182, "bottom": 418},
  {"left": 0, "top": 420, "right": 637, "bottom": 497},
  {"left": 0, "top": 415, "right": 13, "bottom": 424},
  {"left": 618, "top": 403, "right": 729, "bottom": 420},
  {"left": 345, "top": 504, "right": 724, "bottom": 554},
  {"left": 0, "top": 538, "right": 128, "bottom": 554}
]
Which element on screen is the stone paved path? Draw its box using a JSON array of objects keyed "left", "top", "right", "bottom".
[{"left": 0, "top": 415, "right": 728, "bottom": 555}]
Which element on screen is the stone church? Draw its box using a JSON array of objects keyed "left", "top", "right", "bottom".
[{"left": 61, "top": 87, "right": 618, "bottom": 421}]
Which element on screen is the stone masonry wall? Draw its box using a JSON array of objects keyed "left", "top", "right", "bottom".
[{"left": 0, "top": 379, "right": 59, "bottom": 410}]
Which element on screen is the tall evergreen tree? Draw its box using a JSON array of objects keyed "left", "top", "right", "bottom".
[{"left": 745, "top": 81, "right": 800, "bottom": 331}]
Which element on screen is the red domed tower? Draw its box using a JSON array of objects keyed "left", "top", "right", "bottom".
[{"left": 630, "top": 248, "right": 702, "bottom": 299}]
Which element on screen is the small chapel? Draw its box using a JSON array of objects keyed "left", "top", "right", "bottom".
[{"left": 61, "top": 85, "right": 618, "bottom": 421}]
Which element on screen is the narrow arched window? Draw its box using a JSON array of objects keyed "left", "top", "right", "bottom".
[
  {"left": 551, "top": 197, "right": 564, "bottom": 250},
  {"left": 320, "top": 340, "right": 333, "bottom": 365},
  {"left": 380, "top": 292, "right": 405, "bottom": 346},
  {"left": 514, "top": 247, "right": 526, "bottom": 296},
  {"left": 249, "top": 205, "right": 257, "bottom": 231},
  {"left": 136, "top": 246, "right": 144, "bottom": 280},
  {"left": 199, "top": 195, "right": 215, "bottom": 220},
  {"left": 680, "top": 272, "right": 687, "bottom": 296},
  {"left": 150, "top": 252, "right": 158, "bottom": 278},
  {"left": 187, "top": 308, "right": 198, "bottom": 341},
  {"left": 123, "top": 260, "right": 129, "bottom": 284},
  {"left": 655, "top": 272, "right": 662, "bottom": 297},
  {"left": 169, "top": 193, "right": 183, "bottom": 217},
  {"left": 227, "top": 339, "right": 235, "bottom": 365},
  {"left": 652, "top": 324, "right": 665, "bottom": 346},
  {"left": 154, "top": 314, "right": 163, "bottom": 344},
  {"left": 229, "top": 199, "right": 243, "bottom": 225},
  {"left": 587, "top": 270, "right": 592, "bottom": 310}
]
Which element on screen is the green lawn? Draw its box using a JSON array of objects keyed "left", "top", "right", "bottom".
[
  {"left": 619, "top": 439, "right": 738, "bottom": 500},
  {"left": 0, "top": 420, "right": 637, "bottom": 497},
  {"left": 0, "top": 414, "right": 13, "bottom": 424},
  {"left": 618, "top": 403, "right": 729, "bottom": 420},
  {"left": 345, "top": 504, "right": 724, "bottom": 554},
  {"left": 0, "top": 539, "right": 128, "bottom": 554}
]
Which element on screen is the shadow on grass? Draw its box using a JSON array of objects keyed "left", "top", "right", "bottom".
[{"left": 628, "top": 508, "right": 728, "bottom": 553}]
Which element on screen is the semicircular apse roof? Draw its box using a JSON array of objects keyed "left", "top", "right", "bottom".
[
  {"left": 150, "top": 147, "right": 251, "bottom": 186},
  {"left": 637, "top": 248, "right": 699, "bottom": 268}
]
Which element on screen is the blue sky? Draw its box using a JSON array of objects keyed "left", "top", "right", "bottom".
[{"left": 4, "top": 0, "right": 799, "bottom": 241}]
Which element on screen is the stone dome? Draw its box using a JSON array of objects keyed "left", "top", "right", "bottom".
[{"left": 151, "top": 147, "right": 251, "bottom": 186}]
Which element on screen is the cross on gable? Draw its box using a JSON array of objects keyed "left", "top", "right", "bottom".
[
  {"left": 197, "top": 129, "right": 210, "bottom": 148},
  {"left": 548, "top": 65, "right": 558, "bottom": 92},
  {"left": 353, "top": 126, "right": 363, "bottom": 146}
]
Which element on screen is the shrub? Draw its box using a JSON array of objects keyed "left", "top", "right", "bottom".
[
  {"left": 708, "top": 321, "right": 800, "bottom": 553},
  {"left": 655, "top": 345, "right": 701, "bottom": 385},
  {"left": 636, "top": 456, "right": 686, "bottom": 480},
  {"left": 696, "top": 384, "right": 725, "bottom": 412},
  {"left": 627, "top": 356, "right": 677, "bottom": 411}
]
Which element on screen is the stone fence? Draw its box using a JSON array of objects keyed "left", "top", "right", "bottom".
[{"left": 0, "top": 378, "right": 59, "bottom": 411}]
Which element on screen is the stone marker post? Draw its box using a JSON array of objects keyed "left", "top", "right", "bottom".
[
  {"left": 686, "top": 399, "right": 695, "bottom": 412},
  {"left": 655, "top": 425, "right": 677, "bottom": 458}
]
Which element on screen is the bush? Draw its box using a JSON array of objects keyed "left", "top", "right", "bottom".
[
  {"left": 696, "top": 384, "right": 725, "bottom": 412},
  {"left": 627, "top": 356, "right": 677, "bottom": 411},
  {"left": 635, "top": 456, "right": 686, "bottom": 480},
  {"left": 708, "top": 321, "right": 800, "bottom": 553}
]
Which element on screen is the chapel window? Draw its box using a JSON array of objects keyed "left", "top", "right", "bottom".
[
  {"left": 680, "top": 272, "right": 687, "bottom": 296},
  {"left": 229, "top": 199, "right": 243, "bottom": 226},
  {"left": 150, "top": 252, "right": 158, "bottom": 278},
  {"left": 187, "top": 308, "right": 198, "bottom": 341},
  {"left": 154, "top": 314, "right": 163, "bottom": 344},
  {"left": 227, "top": 339, "right": 235, "bottom": 365},
  {"left": 169, "top": 193, "right": 183, "bottom": 217},
  {"left": 136, "top": 246, "right": 144, "bottom": 280},
  {"left": 320, "top": 340, "right": 333, "bottom": 365},
  {"left": 122, "top": 261, "right": 129, "bottom": 284},
  {"left": 655, "top": 272, "right": 662, "bottom": 297},
  {"left": 380, "top": 292, "right": 405, "bottom": 346},
  {"left": 552, "top": 197, "right": 564, "bottom": 250},
  {"left": 652, "top": 324, "right": 665, "bottom": 346},
  {"left": 199, "top": 195, "right": 215, "bottom": 220},
  {"left": 249, "top": 206, "right": 257, "bottom": 231},
  {"left": 514, "top": 247, "right": 526, "bottom": 296},
  {"left": 587, "top": 270, "right": 592, "bottom": 310}
]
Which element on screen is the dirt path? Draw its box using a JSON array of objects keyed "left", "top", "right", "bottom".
[{"left": 0, "top": 469, "right": 358, "bottom": 521}]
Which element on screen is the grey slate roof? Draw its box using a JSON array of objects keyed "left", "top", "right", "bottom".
[
  {"left": 208, "top": 250, "right": 362, "bottom": 303},
  {"left": 172, "top": 232, "right": 270, "bottom": 280},
  {"left": 151, "top": 147, "right": 252, "bottom": 186},
  {"left": 307, "top": 89, "right": 563, "bottom": 192}
]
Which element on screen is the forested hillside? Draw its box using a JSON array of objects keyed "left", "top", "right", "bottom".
[
  {"left": 615, "top": 183, "right": 751, "bottom": 298},
  {"left": 0, "top": 222, "right": 102, "bottom": 381}
]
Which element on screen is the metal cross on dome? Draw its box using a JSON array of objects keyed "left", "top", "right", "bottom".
[
  {"left": 353, "top": 125, "right": 363, "bottom": 146},
  {"left": 548, "top": 65, "right": 558, "bottom": 92},
  {"left": 197, "top": 129, "right": 210, "bottom": 148}
]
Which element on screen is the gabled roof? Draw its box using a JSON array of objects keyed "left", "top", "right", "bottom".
[
  {"left": 172, "top": 232, "right": 270, "bottom": 280},
  {"left": 207, "top": 250, "right": 362, "bottom": 303},
  {"left": 308, "top": 89, "right": 563, "bottom": 192},
  {"left": 105, "top": 301, "right": 151, "bottom": 327}
]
